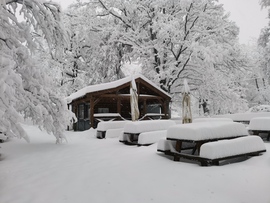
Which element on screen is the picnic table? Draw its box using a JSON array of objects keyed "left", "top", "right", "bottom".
[
  {"left": 165, "top": 122, "right": 250, "bottom": 162},
  {"left": 157, "top": 122, "right": 266, "bottom": 166}
]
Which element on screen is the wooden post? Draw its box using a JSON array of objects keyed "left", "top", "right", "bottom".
[
  {"left": 90, "top": 97, "right": 95, "bottom": 128},
  {"left": 143, "top": 99, "right": 147, "bottom": 116},
  {"left": 164, "top": 100, "right": 169, "bottom": 119},
  {"left": 73, "top": 103, "right": 78, "bottom": 131},
  {"left": 117, "top": 98, "right": 121, "bottom": 115}
]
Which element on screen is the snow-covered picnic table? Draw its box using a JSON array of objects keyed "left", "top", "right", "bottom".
[
  {"left": 158, "top": 122, "right": 266, "bottom": 166},
  {"left": 166, "top": 122, "right": 248, "bottom": 155}
]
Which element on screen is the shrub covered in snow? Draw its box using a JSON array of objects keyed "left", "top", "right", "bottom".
[{"left": 247, "top": 105, "right": 270, "bottom": 112}]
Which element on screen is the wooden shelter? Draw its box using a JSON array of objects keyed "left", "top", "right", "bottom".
[{"left": 66, "top": 74, "right": 171, "bottom": 131}]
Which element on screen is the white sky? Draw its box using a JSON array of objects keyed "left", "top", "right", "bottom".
[
  {"left": 56, "top": 0, "right": 269, "bottom": 45},
  {"left": 219, "top": 0, "right": 269, "bottom": 44}
]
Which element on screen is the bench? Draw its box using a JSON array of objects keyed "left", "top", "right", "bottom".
[
  {"left": 137, "top": 130, "right": 167, "bottom": 146},
  {"left": 247, "top": 117, "right": 270, "bottom": 141},
  {"left": 96, "top": 120, "right": 131, "bottom": 139},
  {"left": 120, "top": 120, "right": 176, "bottom": 145},
  {"left": 199, "top": 136, "right": 266, "bottom": 166}
]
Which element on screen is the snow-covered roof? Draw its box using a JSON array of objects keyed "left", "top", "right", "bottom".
[{"left": 66, "top": 74, "right": 171, "bottom": 104}]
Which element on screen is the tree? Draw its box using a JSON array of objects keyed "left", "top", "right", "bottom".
[{"left": 0, "top": 0, "right": 74, "bottom": 143}]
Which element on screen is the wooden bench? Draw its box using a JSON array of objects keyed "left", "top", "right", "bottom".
[
  {"left": 247, "top": 117, "right": 270, "bottom": 141},
  {"left": 120, "top": 120, "right": 176, "bottom": 145}
]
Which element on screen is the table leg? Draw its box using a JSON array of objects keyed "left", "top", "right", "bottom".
[{"left": 174, "top": 140, "right": 182, "bottom": 161}]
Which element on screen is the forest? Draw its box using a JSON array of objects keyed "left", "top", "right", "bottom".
[{"left": 1, "top": 0, "right": 270, "bottom": 141}]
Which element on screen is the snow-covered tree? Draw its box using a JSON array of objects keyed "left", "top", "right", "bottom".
[
  {"left": 0, "top": 0, "right": 74, "bottom": 143},
  {"left": 93, "top": 0, "right": 251, "bottom": 114},
  {"left": 54, "top": 1, "right": 128, "bottom": 96},
  {"left": 96, "top": 0, "right": 241, "bottom": 94}
]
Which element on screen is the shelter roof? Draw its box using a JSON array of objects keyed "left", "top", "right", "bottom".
[{"left": 66, "top": 74, "right": 171, "bottom": 104}]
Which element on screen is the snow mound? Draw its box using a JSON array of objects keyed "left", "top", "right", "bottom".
[
  {"left": 123, "top": 120, "right": 176, "bottom": 134},
  {"left": 167, "top": 122, "right": 248, "bottom": 141},
  {"left": 200, "top": 136, "right": 266, "bottom": 159},
  {"left": 247, "top": 117, "right": 270, "bottom": 131}
]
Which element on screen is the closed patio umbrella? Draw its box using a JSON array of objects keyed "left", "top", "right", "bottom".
[
  {"left": 182, "top": 79, "right": 192, "bottom": 124},
  {"left": 130, "top": 75, "right": 140, "bottom": 121}
]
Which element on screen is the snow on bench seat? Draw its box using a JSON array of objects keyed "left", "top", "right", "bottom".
[
  {"left": 167, "top": 122, "right": 248, "bottom": 141},
  {"left": 193, "top": 117, "right": 233, "bottom": 123},
  {"left": 137, "top": 130, "right": 167, "bottom": 146},
  {"left": 96, "top": 121, "right": 131, "bottom": 138},
  {"left": 200, "top": 136, "right": 266, "bottom": 160}
]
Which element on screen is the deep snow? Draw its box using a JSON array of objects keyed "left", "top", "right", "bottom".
[{"left": 0, "top": 124, "right": 270, "bottom": 203}]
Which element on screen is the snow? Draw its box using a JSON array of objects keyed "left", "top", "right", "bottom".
[
  {"left": 248, "top": 117, "right": 270, "bottom": 131},
  {"left": 167, "top": 122, "right": 248, "bottom": 141},
  {"left": 65, "top": 74, "right": 171, "bottom": 104},
  {"left": 123, "top": 120, "right": 176, "bottom": 134},
  {"left": 138, "top": 130, "right": 167, "bottom": 145},
  {"left": 200, "top": 136, "right": 266, "bottom": 159},
  {"left": 0, "top": 133, "right": 7, "bottom": 141},
  {"left": 157, "top": 139, "right": 176, "bottom": 151},
  {"left": 0, "top": 124, "right": 270, "bottom": 203}
]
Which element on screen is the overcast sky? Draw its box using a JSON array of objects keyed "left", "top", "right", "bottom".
[
  {"left": 219, "top": 0, "right": 268, "bottom": 44},
  {"left": 56, "top": 0, "right": 269, "bottom": 45}
]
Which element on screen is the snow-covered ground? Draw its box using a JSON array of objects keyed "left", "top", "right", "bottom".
[{"left": 0, "top": 124, "right": 270, "bottom": 203}]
